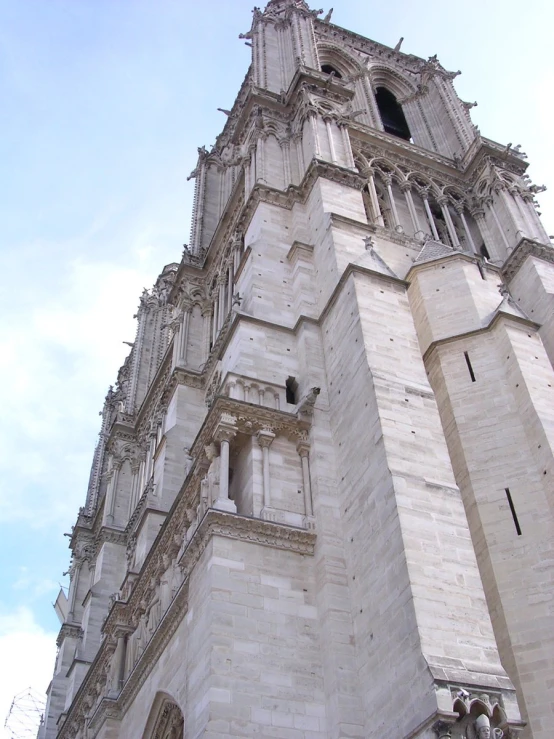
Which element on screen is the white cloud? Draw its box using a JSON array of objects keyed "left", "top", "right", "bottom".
[
  {"left": 0, "top": 607, "right": 57, "bottom": 739},
  {"left": 0, "top": 234, "right": 173, "bottom": 528}
]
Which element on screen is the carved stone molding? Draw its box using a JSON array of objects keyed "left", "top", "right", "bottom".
[
  {"left": 190, "top": 395, "right": 309, "bottom": 461},
  {"left": 56, "top": 623, "right": 83, "bottom": 647},
  {"left": 179, "top": 509, "right": 317, "bottom": 570},
  {"left": 502, "top": 237, "right": 554, "bottom": 282}
]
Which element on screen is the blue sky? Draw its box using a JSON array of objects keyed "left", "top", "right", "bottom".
[{"left": 1, "top": 0, "right": 553, "bottom": 731}]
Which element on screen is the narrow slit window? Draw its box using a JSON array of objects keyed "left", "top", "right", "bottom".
[
  {"left": 286, "top": 376, "right": 298, "bottom": 405},
  {"left": 464, "top": 351, "right": 476, "bottom": 382},
  {"left": 505, "top": 488, "right": 522, "bottom": 535}
]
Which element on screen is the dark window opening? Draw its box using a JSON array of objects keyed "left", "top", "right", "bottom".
[
  {"left": 375, "top": 87, "right": 411, "bottom": 141},
  {"left": 286, "top": 376, "right": 298, "bottom": 405},
  {"left": 464, "top": 351, "right": 476, "bottom": 382},
  {"left": 480, "top": 244, "right": 491, "bottom": 260},
  {"left": 321, "top": 64, "right": 342, "bottom": 79},
  {"left": 505, "top": 488, "right": 522, "bottom": 535}
]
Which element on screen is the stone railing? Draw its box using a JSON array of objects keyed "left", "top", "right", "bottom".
[{"left": 222, "top": 372, "right": 287, "bottom": 411}]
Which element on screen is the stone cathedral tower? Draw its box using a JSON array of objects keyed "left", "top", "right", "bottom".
[{"left": 40, "top": 2, "right": 553, "bottom": 739}]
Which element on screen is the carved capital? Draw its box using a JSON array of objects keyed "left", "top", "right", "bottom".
[
  {"left": 214, "top": 414, "right": 238, "bottom": 444},
  {"left": 256, "top": 429, "right": 276, "bottom": 448},
  {"left": 296, "top": 441, "right": 310, "bottom": 458},
  {"left": 433, "top": 720, "right": 453, "bottom": 739}
]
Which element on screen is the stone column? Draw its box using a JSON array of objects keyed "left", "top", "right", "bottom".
[
  {"left": 456, "top": 207, "right": 477, "bottom": 254},
  {"left": 67, "top": 560, "right": 82, "bottom": 622},
  {"left": 400, "top": 182, "right": 421, "bottom": 234},
  {"left": 108, "top": 630, "right": 128, "bottom": 697},
  {"left": 423, "top": 194, "right": 440, "bottom": 241},
  {"left": 499, "top": 186, "right": 526, "bottom": 238},
  {"left": 106, "top": 459, "right": 122, "bottom": 524},
  {"left": 202, "top": 304, "right": 212, "bottom": 357},
  {"left": 128, "top": 462, "right": 140, "bottom": 517},
  {"left": 366, "top": 170, "right": 384, "bottom": 227},
  {"left": 324, "top": 118, "right": 338, "bottom": 165},
  {"left": 281, "top": 139, "right": 292, "bottom": 185},
  {"left": 214, "top": 416, "right": 237, "bottom": 513},
  {"left": 171, "top": 319, "right": 181, "bottom": 368},
  {"left": 511, "top": 187, "right": 538, "bottom": 239},
  {"left": 384, "top": 177, "right": 401, "bottom": 228},
  {"left": 257, "top": 429, "right": 276, "bottom": 513},
  {"left": 471, "top": 204, "right": 497, "bottom": 259},
  {"left": 340, "top": 123, "right": 356, "bottom": 169},
  {"left": 488, "top": 199, "right": 512, "bottom": 252},
  {"left": 179, "top": 305, "right": 191, "bottom": 366},
  {"left": 297, "top": 441, "right": 313, "bottom": 519},
  {"left": 217, "top": 282, "right": 225, "bottom": 328},
  {"left": 309, "top": 112, "right": 321, "bottom": 158},
  {"left": 227, "top": 264, "right": 234, "bottom": 314},
  {"left": 438, "top": 197, "right": 461, "bottom": 248},
  {"left": 145, "top": 434, "right": 156, "bottom": 481},
  {"left": 212, "top": 295, "right": 219, "bottom": 341}
]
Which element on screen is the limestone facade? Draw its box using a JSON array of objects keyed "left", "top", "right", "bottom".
[{"left": 40, "top": 2, "right": 553, "bottom": 738}]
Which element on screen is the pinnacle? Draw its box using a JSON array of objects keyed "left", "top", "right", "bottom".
[{"left": 265, "top": 0, "right": 311, "bottom": 8}]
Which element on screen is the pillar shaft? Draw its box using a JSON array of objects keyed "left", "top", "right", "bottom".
[
  {"left": 258, "top": 430, "right": 276, "bottom": 511},
  {"left": 423, "top": 197, "right": 440, "bottom": 241}
]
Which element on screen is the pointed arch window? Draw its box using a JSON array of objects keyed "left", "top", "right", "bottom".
[{"left": 375, "top": 87, "right": 411, "bottom": 141}]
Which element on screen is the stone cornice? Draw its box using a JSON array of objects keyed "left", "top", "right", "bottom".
[
  {"left": 314, "top": 18, "right": 424, "bottom": 72},
  {"left": 351, "top": 131, "right": 528, "bottom": 197},
  {"left": 287, "top": 240, "right": 314, "bottom": 262},
  {"left": 96, "top": 527, "right": 127, "bottom": 549},
  {"left": 56, "top": 623, "right": 83, "bottom": 647},
  {"left": 183, "top": 509, "right": 316, "bottom": 562},
  {"left": 237, "top": 157, "right": 366, "bottom": 238},
  {"left": 422, "top": 311, "right": 540, "bottom": 364},
  {"left": 351, "top": 129, "right": 461, "bottom": 181},
  {"left": 405, "top": 249, "right": 501, "bottom": 282},
  {"left": 189, "top": 396, "right": 309, "bottom": 462},
  {"left": 502, "top": 237, "right": 554, "bottom": 282}
]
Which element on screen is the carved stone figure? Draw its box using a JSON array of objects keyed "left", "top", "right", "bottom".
[
  {"left": 473, "top": 715, "right": 503, "bottom": 739},
  {"left": 146, "top": 588, "right": 161, "bottom": 637},
  {"left": 203, "top": 442, "right": 220, "bottom": 505}
]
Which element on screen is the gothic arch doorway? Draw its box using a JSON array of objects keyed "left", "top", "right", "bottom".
[{"left": 143, "top": 695, "right": 184, "bottom": 739}]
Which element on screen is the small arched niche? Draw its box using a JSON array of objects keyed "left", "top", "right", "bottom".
[
  {"left": 321, "top": 63, "right": 343, "bottom": 79},
  {"left": 142, "top": 695, "right": 184, "bottom": 739},
  {"left": 375, "top": 86, "right": 411, "bottom": 141}
]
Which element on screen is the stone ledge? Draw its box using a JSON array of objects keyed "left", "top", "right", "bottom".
[{"left": 502, "top": 237, "right": 554, "bottom": 282}]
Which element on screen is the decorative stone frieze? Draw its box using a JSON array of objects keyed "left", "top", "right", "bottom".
[
  {"left": 502, "top": 237, "right": 554, "bottom": 282},
  {"left": 56, "top": 623, "right": 84, "bottom": 648}
]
